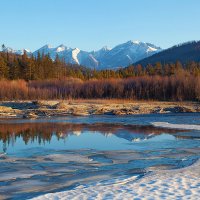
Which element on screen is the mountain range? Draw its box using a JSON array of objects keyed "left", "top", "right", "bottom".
[
  {"left": 5, "top": 40, "right": 200, "bottom": 69},
  {"left": 3, "top": 40, "right": 161, "bottom": 69},
  {"left": 135, "top": 41, "right": 200, "bottom": 66}
]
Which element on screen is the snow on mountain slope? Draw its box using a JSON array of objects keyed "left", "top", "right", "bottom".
[
  {"left": 33, "top": 45, "right": 102, "bottom": 68},
  {"left": 3, "top": 40, "right": 161, "bottom": 69},
  {"left": 95, "top": 40, "right": 161, "bottom": 69},
  {"left": 34, "top": 40, "right": 161, "bottom": 69},
  {"left": 3, "top": 47, "right": 31, "bottom": 56},
  {"left": 72, "top": 48, "right": 80, "bottom": 64}
]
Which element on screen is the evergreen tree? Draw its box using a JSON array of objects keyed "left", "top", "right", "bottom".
[
  {"left": 154, "top": 62, "right": 162, "bottom": 75},
  {"left": 0, "top": 55, "right": 8, "bottom": 79}
]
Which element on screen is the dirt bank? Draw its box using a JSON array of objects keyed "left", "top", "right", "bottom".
[{"left": 0, "top": 100, "right": 199, "bottom": 119}]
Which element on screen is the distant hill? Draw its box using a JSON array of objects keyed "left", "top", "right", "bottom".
[{"left": 134, "top": 41, "right": 200, "bottom": 66}]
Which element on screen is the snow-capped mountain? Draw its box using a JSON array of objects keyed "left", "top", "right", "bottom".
[
  {"left": 3, "top": 40, "right": 161, "bottom": 69},
  {"left": 33, "top": 44, "right": 99, "bottom": 67},
  {"left": 33, "top": 41, "right": 161, "bottom": 69},
  {"left": 3, "top": 47, "right": 31, "bottom": 56},
  {"left": 92, "top": 41, "right": 161, "bottom": 69}
]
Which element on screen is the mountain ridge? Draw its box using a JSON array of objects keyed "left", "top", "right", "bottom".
[
  {"left": 134, "top": 41, "right": 200, "bottom": 66},
  {"left": 2, "top": 40, "right": 161, "bottom": 69}
]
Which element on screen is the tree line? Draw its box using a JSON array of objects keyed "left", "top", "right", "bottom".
[
  {"left": 0, "top": 50, "right": 200, "bottom": 101},
  {"left": 1, "top": 50, "right": 200, "bottom": 80}
]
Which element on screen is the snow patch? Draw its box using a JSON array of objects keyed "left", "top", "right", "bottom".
[
  {"left": 147, "top": 46, "right": 158, "bottom": 52},
  {"left": 56, "top": 45, "right": 68, "bottom": 52},
  {"left": 71, "top": 48, "right": 80, "bottom": 64},
  {"left": 30, "top": 160, "right": 200, "bottom": 200},
  {"left": 132, "top": 40, "right": 141, "bottom": 44},
  {"left": 152, "top": 122, "right": 200, "bottom": 130}
]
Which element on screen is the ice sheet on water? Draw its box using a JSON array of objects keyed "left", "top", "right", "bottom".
[{"left": 152, "top": 122, "right": 200, "bottom": 130}]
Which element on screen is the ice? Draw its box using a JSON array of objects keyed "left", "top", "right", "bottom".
[
  {"left": 0, "top": 115, "right": 200, "bottom": 199},
  {"left": 152, "top": 122, "right": 200, "bottom": 130},
  {"left": 30, "top": 160, "right": 200, "bottom": 200}
]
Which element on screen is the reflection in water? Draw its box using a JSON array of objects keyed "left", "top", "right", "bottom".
[
  {"left": 0, "top": 119, "right": 200, "bottom": 200},
  {"left": 0, "top": 122, "right": 185, "bottom": 153}
]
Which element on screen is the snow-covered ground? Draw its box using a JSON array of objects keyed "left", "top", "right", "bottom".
[{"left": 31, "top": 160, "right": 200, "bottom": 200}]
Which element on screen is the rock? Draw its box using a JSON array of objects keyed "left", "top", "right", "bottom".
[
  {"left": 152, "top": 107, "right": 162, "bottom": 113},
  {"left": 71, "top": 107, "right": 90, "bottom": 116},
  {"left": 163, "top": 106, "right": 195, "bottom": 113},
  {"left": 54, "top": 102, "right": 69, "bottom": 109},
  {"left": 32, "top": 100, "right": 58, "bottom": 109},
  {"left": 112, "top": 110, "right": 124, "bottom": 115},
  {"left": 132, "top": 106, "right": 140, "bottom": 111},
  {"left": 94, "top": 108, "right": 108, "bottom": 115},
  {"left": 0, "top": 101, "right": 199, "bottom": 119},
  {"left": 23, "top": 112, "right": 38, "bottom": 119},
  {"left": 72, "top": 112, "right": 89, "bottom": 116},
  {"left": 0, "top": 106, "right": 13, "bottom": 112},
  {"left": 181, "top": 106, "right": 196, "bottom": 113}
]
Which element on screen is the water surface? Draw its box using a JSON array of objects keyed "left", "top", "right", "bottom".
[{"left": 0, "top": 113, "right": 200, "bottom": 199}]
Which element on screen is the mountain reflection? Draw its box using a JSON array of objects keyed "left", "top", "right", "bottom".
[{"left": 0, "top": 122, "right": 185, "bottom": 152}]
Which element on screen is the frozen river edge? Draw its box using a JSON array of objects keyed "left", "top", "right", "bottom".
[{"left": 31, "top": 159, "right": 200, "bottom": 200}]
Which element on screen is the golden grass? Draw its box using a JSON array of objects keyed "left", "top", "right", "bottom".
[{"left": 65, "top": 99, "right": 199, "bottom": 105}]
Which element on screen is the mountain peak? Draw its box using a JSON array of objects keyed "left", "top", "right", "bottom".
[
  {"left": 100, "top": 46, "right": 111, "bottom": 51},
  {"left": 30, "top": 40, "right": 161, "bottom": 69},
  {"left": 56, "top": 44, "right": 68, "bottom": 52},
  {"left": 2, "top": 47, "right": 31, "bottom": 55},
  {"left": 58, "top": 44, "right": 65, "bottom": 47},
  {"left": 40, "top": 44, "right": 53, "bottom": 50},
  {"left": 46, "top": 44, "right": 53, "bottom": 48},
  {"left": 129, "top": 40, "right": 142, "bottom": 45},
  {"left": 73, "top": 47, "right": 80, "bottom": 51}
]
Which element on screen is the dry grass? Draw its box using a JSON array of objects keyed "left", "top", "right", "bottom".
[
  {"left": 68, "top": 99, "right": 157, "bottom": 104},
  {"left": 64, "top": 99, "right": 199, "bottom": 106}
]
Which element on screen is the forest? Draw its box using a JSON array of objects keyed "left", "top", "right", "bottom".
[{"left": 0, "top": 50, "right": 200, "bottom": 101}]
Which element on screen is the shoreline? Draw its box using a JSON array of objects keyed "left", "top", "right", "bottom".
[
  {"left": 31, "top": 159, "right": 200, "bottom": 200},
  {"left": 0, "top": 100, "right": 200, "bottom": 119}
]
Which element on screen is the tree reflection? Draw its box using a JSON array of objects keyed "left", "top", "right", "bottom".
[{"left": 0, "top": 122, "right": 186, "bottom": 153}]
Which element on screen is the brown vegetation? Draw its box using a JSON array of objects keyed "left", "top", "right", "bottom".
[
  {"left": 1, "top": 51, "right": 200, "bottom": 101},
  {"left": 0, "top": 75, "right": 199, "bottom": 101}
]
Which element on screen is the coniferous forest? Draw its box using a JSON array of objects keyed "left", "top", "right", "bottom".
[{"left": 1, "top": 50, "right": 200, "bottom": 101}]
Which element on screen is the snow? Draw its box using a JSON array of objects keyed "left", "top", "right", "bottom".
[
  {"left": 131, "top": 40, "right": 141, "bottom": 44},
  {"left": 3, "top": 47, "right": 31, "bottom": 55},
  {"left": 30, "top": 159, "right": 200, "bottom": 200},
  {"left": 56, "top": 45, "right": 67, "bottom": 52},
  {"left": 31, "top": 40, "right": 161, "bottom": 69},
  {"left": 152, "top": 122, "right": 200, "bottom": 130},
  {"left": 6, "top": 40, "right": 162, "bottom": 69},
  {"left": 147, "top": 46, "right": 158, "bottom": 52},
  {"left": 126, "top": 54, "right": 133, "bottom": 63},
  {"left": 71, "top": 48, "right": 80, "bottom": 64},
  {"left": 89, "top": 54, "right": 99, "bottom": 65}
]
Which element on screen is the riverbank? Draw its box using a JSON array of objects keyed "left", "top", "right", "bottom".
[
  {"left": 0, "top": 100, "right": 200, "bottom": 119},
  {"left": 31, "top": 159, "right": 200, "bottom": 200}
]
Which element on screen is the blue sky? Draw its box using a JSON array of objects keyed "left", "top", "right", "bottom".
[{"left": 1, "top": 0, "right": 200, "bottom": 51}]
